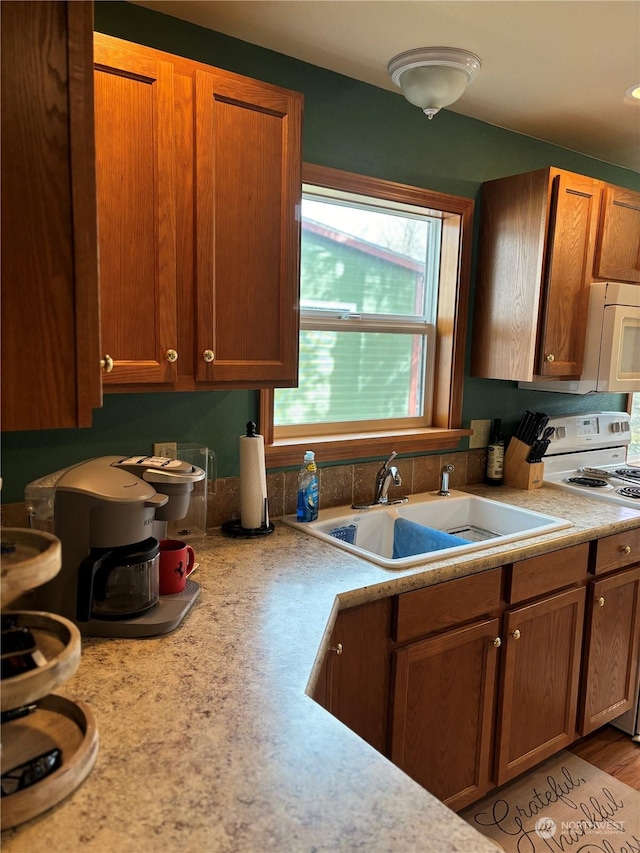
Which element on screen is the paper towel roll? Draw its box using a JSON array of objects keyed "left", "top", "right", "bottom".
[{"left": 239, "top": 426, "right": 268, "bottom": 530}]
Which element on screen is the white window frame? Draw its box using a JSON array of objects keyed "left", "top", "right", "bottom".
[
  {"left": 260, "top": 164, "right": 475, "bottom": 467},
  {"left": 274, "top": 182, "right": 441, "bottom": 437}
]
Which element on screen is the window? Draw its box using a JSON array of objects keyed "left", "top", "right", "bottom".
[
  {"left": 260, "top": 165, "right": 475, "bottom": 467},
  {"left": 276, "top": 188, "right": 440, "bottom": 433}
]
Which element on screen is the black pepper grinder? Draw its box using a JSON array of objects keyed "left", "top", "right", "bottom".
[{"left": 485, "top": 418, "right": 505, "bottom": 486}]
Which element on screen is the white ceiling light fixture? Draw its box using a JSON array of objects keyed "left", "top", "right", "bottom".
[
  {"left": 625, "top": 83, "right": 640, "bottom": 102},
  {"left": 388, "top": 47, "right": 481, "bottom": 120}
]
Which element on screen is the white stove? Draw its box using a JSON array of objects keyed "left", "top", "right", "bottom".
[{"left": 542, "top": 412, "right": 640, "bottom": 510}]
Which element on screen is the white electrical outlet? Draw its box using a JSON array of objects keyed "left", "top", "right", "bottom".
[
  {"left": 153, "top": 441, "right": 177, "bottom": 459},
  {"left": 469, "top": 419, "right": 491, "bottom": 449}
]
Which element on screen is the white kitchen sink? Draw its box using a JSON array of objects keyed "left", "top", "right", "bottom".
[{"left": 282, "top": 490, "right": 571, "bottom": 570}]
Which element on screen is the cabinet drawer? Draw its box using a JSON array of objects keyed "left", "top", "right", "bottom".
[
  {"left": 393, "top": 568, "right": 502, "bottom": 644},
  {"left": 507, "top": 543, "right": 589, "bottom": 604},
  {"left": 594, "top": 528, "right": 640, "bottom": 575}
]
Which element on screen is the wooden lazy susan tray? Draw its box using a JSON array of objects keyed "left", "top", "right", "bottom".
[
  {"left": 1, "top": 611, "right": 81, "bottom": 711},
  {"left": 1, "top": 693, "right": 99, "bottom": 829},
  {"left": 1, "top": 528, "right": 61, "bottom": 608}
]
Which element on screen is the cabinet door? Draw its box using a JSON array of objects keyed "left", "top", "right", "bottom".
[
  {"left": 390, "top": 618, "right": 500, "bottom": 811},
  {"left": 1, "top": 1, "right": 101, "bottom": 430},
  {"left": 537, "top": 171, "right": 602, "bottom": 378},
  {"left": 314, "top": 599, "right": 392, "bottom": 755},
  {"left": 195, "top": 69, "right": 302, "bottom": 385},
  {"left": 471, "top": 168, "right": 601, "bottom": 382},
  {"left": 94, "top": 35, "right": 178, "bottom": 385},
  {"left": 579, "top": 566, "right": 640, "bottom": 735},
  {"left": 594, "top": 185, "right": 640, "bottom": 283},
  {"left": 495, "top": 586, "right": 585, "bottom": 785}
]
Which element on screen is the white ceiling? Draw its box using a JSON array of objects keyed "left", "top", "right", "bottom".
[{"left": 131, "top": 0, "right": 640, "bottom": 172}]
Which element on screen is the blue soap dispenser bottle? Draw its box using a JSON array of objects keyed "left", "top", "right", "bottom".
[{"left": 296, "top": 451, "right": 319, "bottom": 522}]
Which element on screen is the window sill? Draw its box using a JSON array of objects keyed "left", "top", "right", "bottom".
[{"left": 264, "top": 428, "right": 472, "bottom": 469}]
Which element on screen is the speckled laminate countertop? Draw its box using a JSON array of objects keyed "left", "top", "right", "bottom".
[{"left": 3, "top": 486, "right": 640, "bottom": 852}]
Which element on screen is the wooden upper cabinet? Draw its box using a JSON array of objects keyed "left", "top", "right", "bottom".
[
  {"left": 1, "top": 1, "right": 101, "bottom": 431},
  {"left": 594, "top": 185, "right": 640, "bottom": 283},
  {"left": 194, "top": 70, "right": 302, "bottom": 384},
  {"left": 472, "top": 167, "right": 602, "bottom": 382},
  {"left": 539, "top": 171, "right": 602, "bottom": 377},
  {"left": 93, "top": 35, "right": 178, "bottom": 385},
  {"left": 93, "top": 34, "right": 303, "bottom": 392}
]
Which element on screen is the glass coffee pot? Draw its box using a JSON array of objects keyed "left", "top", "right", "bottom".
[{"left": 76, "top": 538, "right": 160, "bottom": 622}]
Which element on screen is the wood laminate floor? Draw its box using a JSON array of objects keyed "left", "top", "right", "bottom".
[{"left": 568, "top": 724, "right": 640, "bottom": 790}]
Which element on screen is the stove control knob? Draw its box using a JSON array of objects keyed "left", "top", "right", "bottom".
[
  {"left": 622, "top": 421, "right": 630, "bottom": 432},
  {"left": 556, "top": 426, "right": 567, "bottom": 439},
  {"left": 611, "top": 422, "right": 622, "bottom": 433}
]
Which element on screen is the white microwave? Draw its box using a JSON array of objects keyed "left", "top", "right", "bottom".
[{"left": 519, "top": 281, "right": 640, "bottom": 394}]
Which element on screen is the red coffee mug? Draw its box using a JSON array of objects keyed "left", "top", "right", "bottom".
[{"left": 158, "top": 539, "right": 195, "bottom": 595}]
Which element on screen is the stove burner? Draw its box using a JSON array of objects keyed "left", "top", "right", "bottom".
[
  {"left": 617, "top": 487, "right": 640, "bottom": 500},
  {"left": 566, "top": 477, "right": 608, "bottom": 488},
  {"left": 614, "top": 468, "right": 640, "bottom": 482}
]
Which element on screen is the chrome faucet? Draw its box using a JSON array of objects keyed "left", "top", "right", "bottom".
[
  {"left": 352, "top": 451, "right": 408, "bottom": 509},
  {"left": 438, "top": 463, "right": 455, "bottom": 497},
  {"left": 375, "top": 452, "right": 402, "bottom": 504}
]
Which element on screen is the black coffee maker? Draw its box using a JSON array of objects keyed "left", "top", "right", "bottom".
[{"left": 25, "top": 456, "right": 205, "bottom": 637}]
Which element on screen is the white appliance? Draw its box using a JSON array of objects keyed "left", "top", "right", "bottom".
[
  {"left": 519, "top": 282, "right": 640, "bottom": 394},
  {"left": 542, "top": 411, "right": 640, "bottom": 741},
  {"left": 542, "top": 412, "right": 639, "bottom": 508}
]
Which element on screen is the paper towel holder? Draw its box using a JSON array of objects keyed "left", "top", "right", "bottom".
[
  {"left": 221, "top": 516, "right": 275, "bottom": 538},
  {"left": 222, "top": 421, "right": 275, "bottom": 538}
]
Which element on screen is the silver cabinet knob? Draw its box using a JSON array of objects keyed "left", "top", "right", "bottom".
[
  {"left": 545, "top": 354, "right": 555, "bottom": 363},
  {"left": 166, "top": 349, "right": 178, "bottom": 363},
  {"left": 597, "top": 596, "right": 605, "bottom": 607},
  {"left": 512, "top": 629, "right": 521, "bottom": 640},
  {"left": 329, "top": 643, "right": 343, "bottom": 656},
  {"left": 202, "top": 350, "right": 215, "bottom": 363},
  {"left": 493, "top": 637, "right": 502, "bottom": 648}
]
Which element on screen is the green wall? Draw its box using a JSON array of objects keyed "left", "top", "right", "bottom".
[{"left": 2, "top": 1, "right": 638, "bottom": 503}]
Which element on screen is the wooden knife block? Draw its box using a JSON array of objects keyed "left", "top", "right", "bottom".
[{"left": 503, "top": 438, "right": 544, "bottom": 490}]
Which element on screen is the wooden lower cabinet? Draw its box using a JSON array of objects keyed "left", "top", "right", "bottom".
[
  {"left": 390, "top": 617, "right": 500, "bottom": 811},
  {"left": 495, "top": 586, "right": 585, "bottom": 785},
  {"left": 579, "top": 565, "right": 640, "bottom": 734},
  {"left": 315, "top": 598, "right": 392, "bottom": 755},
  {"left": 313, "top": 535, "right": 640, "bottom": 810}
]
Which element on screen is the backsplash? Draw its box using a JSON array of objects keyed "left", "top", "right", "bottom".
[
  {"left": 1, "top": 449, "right": 487, "bottom": 532},
  {"left": 210, "top": 449, "right": 487, "bottom": 529}
]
